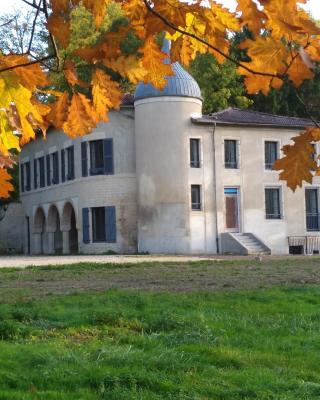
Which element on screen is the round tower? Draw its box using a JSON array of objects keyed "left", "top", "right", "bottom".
[{"left": 134, "top": 40, "right": 203, "bottom": 253}]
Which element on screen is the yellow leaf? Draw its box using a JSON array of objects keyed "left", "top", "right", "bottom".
[
  {"left": 0, "top": 112, "right": 20, "bottom": 156},
  {"left": 104, "top": 55, "right": 147, "bottom": 84}
]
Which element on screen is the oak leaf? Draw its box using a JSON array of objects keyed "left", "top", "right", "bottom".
[{"left": 0, "top": 168, "right": 13, "bottom": 199}]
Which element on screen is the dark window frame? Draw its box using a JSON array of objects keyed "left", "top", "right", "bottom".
[
  {"left": 191, "top": 184, "right": 202, "bottom": 211},
  {"left": 224, "top": 139, "right": 238, "bottom": 169},
  {"left": 66, "top": 146, "right": 75, "bottom": 180},
  {"left": 92, "top": 207, "right": 106, "bottom": 242},
  {"left": 265, "top": 187, "right": 281, "bottom": 219},
  {"left": 51, "top": 151, "right": 59, "bottom": 185},
  {"left": 39, "top": 157, "right": 45, "bottom": 188},
  {"left": 305, "top": 188, "right": 320, "bottom": 231},
  {"left": 190, "top": 138, "right": 201, "bottom": 168},
  {"left": 264, "top": 141, "right": 279, "bottom": 170},
  {"left": 90, "top": 140, "right": 105, "bottom": 176},
  {"left": 25, "top": 161, "right": 31, "bottom": 192}
]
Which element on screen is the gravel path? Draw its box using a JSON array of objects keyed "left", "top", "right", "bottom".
[{"left": 0, "top": 254, "right": 222, "bottom": 268}]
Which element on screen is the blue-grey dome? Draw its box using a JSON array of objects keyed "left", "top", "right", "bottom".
[{"left": 134, "top": 39, "right": 202, "bottom": 101}]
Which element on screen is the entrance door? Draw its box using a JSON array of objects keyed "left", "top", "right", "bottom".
[{"left": 224, "top": 188, "right": 240, "bottom": 232}]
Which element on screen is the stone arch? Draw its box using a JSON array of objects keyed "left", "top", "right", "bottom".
[
  {"left": 33, "top": 207, "right": 46, "bottom": 254},
  {"left": 47, "top": 204, "right": 62, "bottom": 254},
  {"left": 34, "top": 207, "right": 46, "bottom": 233},
  {"left": 61, "top": 201, "right": 79, "bottom": 254}
]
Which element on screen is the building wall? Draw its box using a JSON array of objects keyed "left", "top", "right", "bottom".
[
  {"left": 20, "top": 109, "right": 138, "bottom": 254},
  {"left": 0, "top": 202, "right": 24, "bottom": 254},
  {"left": 135, "top": 96, "right": 216, "bottom": 254},
  {"left": 213, "top": 125, "right": 320, "bottom": 254}
]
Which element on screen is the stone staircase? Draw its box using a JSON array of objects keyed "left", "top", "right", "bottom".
[{"left": 221, "top": 232, "right": 271, "bottom": 255}]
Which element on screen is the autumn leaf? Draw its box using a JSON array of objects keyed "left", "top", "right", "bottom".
[
  {"left": 273, "top": 129, "right": 317, "bottom": 191},
  {"left": 47, "top": 92, "right": 70, "bottom": 130},
  {"left": 63, "top": 93, "right": 98, "bottom": 137},
  {"left": 141, "top": 37, "right": 174, "bottom": 89},
  {"left": 0, "top": 168, "right": 13, "bottom": 199},
  {"left": 104, "top": 55, "right": 147, "bottom": 83},
  {"left": 92, "top": 69, "right": 122, "bottom": 121}
]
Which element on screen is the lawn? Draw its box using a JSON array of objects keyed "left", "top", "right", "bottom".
[{"left": 0, "top": 259, "right": 320, "bottom": 399}]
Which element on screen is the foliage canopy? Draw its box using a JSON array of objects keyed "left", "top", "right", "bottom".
[{"left": 0, "top": 0, "right": 320, "bottom": 196}]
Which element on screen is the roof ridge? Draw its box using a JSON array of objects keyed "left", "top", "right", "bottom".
[{"left": 232, "top": 107, "right": 312, "bottom": 121}]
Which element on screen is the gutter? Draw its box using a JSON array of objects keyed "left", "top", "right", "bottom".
[
  {"left": 212, "top": 122, "right": 219, "bottom": 254},
  {"left": 191, "top": 117, "right": 314, "bottom": 130}
]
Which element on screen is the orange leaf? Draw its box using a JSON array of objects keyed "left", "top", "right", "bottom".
[
  {"left": 47, "top": 92, "right": 70, "bottom": 129},
  {"left": 273, "top": 129, "right": 316, "bottom": 191},
  {"left": 92, "top": 69, "right": 122, "bottom": 121},
  {"left": 0, "top": 168, "right": 13, "bottom": 199},
  {"left": 141, "top": 37, "right": 174, "bottom": 90},
  {"left": 47, "top": 14, "right": 71, "bottom": 48},
  {"left": 63, "top": 93, "right": 98, "bottom": 137}
]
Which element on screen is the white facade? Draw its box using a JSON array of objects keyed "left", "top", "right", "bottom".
[{"left": 18, "top": 61, "right": 320, "bottom": 256}]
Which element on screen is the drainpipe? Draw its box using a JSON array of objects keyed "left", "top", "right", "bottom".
[{"left": 212, "top": 122, "right": 220, "bottom": 254}]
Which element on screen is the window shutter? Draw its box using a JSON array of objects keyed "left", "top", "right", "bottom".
[
  {"left": 26, "top": 162, "right": 31, "bottom": 191},
  {"left": 20, "top": 163, "right": 25, "bottom": 193},
  {"left": 61, "top": 149, "right": 65, "bottom": 183},
  {"left": 104, "top": 138, "right": 114, "bottom": 175},
  {"left": 81, "top": 142, "right": 88, "bottom": 177},
  {"left": 33, "top": 159, "right": 38, "bottom": 189},
  {"left": 46, "top": 154, "right": 51, "bottom": 186},
  {"left": 39, "top": 157, "right": 45, "bottom": 188},
  {"left": 52, "top": 152, "right": 59, "bottom": 184},
  {"left": 82, "top": 208, "right": 90, "bottom": 243},
  {"left": 70, "top": 146, "right": 75, "bottom": 179},
  {"left": 105, "top": 206, "right": 116, "bottom": 243}
]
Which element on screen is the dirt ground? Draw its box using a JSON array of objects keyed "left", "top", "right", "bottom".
[{"left": 0, "top": 256, "right": 320, "bottom": 296}]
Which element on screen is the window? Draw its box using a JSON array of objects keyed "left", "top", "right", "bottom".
[
  {"left": 89, "top": 139, "right": 114, "bottom": 176},
  {"left": 52, "top": 152, "right": 59, "bottom": 185},
  {"left": 20, "top": 164, "right": 25, "bottom": 193},
  {"left": 305, "top": 189, "right": 320, "bottom": 231},
  {"left": 224, "top": 140, "right": 238, "bottom": 169},
  {"left": 90, "top": 140, "right": 104, "bottom": 175},
  {"left": 92, "top": 207, "right": 106, "bottom": 242},
  {"left": 191, "top": 185, "right": 201, "bottom": 210},
  {"left": 190, "top": 139, "right": 200, "bottom": 168},
  {"left": 265, "top": 188, "right": 281, "bottom": 219},
  {"left": 39, "top": 157, "right": 45, "bottom": 188},
  {"left": 66, "top": 146, "right": 75, "bottom": 180},
  {"left": 265, "top": 141, "right": 278, "bottom": 170}
]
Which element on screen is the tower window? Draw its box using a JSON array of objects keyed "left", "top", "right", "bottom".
[
  {"left": 191, "top": 185, "right": 201, "bottom": 210},
  {"left": 190, "top": 139, "right": 200, "bottom": 168}
]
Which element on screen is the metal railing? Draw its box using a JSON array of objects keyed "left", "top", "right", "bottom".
[
  {"left": 306, "top": 213, "right": 320, "bottom": 231},
  {"left": 288, "top": 236, "right": 320, "bottom": 254}
]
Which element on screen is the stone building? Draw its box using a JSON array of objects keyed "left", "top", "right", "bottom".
[{"left": 18, "top": 44, "right": 320, "bottom": 256}]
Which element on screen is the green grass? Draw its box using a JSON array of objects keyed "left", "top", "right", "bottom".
[{"left": 0, "top": 267, "right": 320, "bottom": 399}]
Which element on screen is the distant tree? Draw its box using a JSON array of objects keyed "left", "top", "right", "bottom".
[{"left": 189, "top": 53, "right": 252, "bottom": 114}]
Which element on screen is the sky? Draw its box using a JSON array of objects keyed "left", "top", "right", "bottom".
[{"left": 1, "top": 0, "right": 320, "bottom": 19}]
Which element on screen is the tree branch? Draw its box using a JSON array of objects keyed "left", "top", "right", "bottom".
[
  {"left": 42, "top": 0, "right": 61, "bottom": 69},
  {"left": 295, "top": 88, "right": 320, "bottom": 128},
  {"left": 142, "top": 0, "right": 281, "bottom": 80},
  {"left": 27, "top": 0, "right": 42, "bottom": 54},
  {"left": 0, "top": 55, "right": 55, "bottom": 73},
  {"left": 21, "top": 0, "right": 45, "bottom": 12}
]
